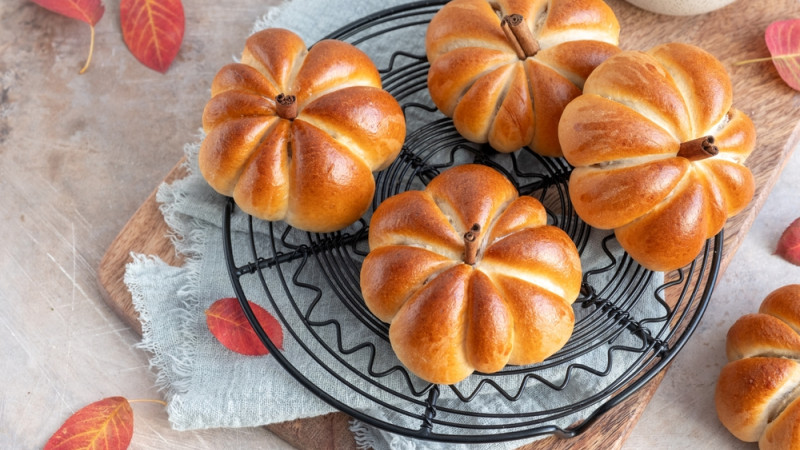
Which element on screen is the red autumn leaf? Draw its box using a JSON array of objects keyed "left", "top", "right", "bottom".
[
  {"left": 31, "top": 0, "right": 104, "bottom": 24},
  {"left": 119, "top": 0, "right": 185, "bottom": 73},
  {"left": 206, "top": 297, "right": 284, "bottom": 356},
  {"left": 45, "top": 396, "right": 133, "bottom": 450},
  {"left": 765, "top": 19, "right": 800, "bottom": 91},
  {"left": 30, "top": 0, "right": 105, "bottom": 74},
  {"left": 776, "top": 217, "right": 800, "bottom": 266}
]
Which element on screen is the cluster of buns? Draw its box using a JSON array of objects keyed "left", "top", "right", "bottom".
[
  {"left": 360, "top": 164, "right": 582, "bottom": 384},
  {"left": 362, "top": 2, "right": 757, "bottom": 384},
  {"left": 716, "top": 285, "right": 800, "bottom": 449},
  {"left": 424, "top": 1, "right": 756, "bottom": 272},
  {"left": 196, "top": 1, "right": 759, "bottom": 386},
  {"left": 198, "top": 28, "right": 406, "bottom": 233}
]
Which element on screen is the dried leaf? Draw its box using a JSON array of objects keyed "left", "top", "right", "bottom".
[
  {"left": 765, "top": 19, "right": 800, "bottom": 91},
  {"left": 206, "top": 297, "right": 284, "bottom": 356},
  {"left": 776, "top": 217, "right": 800, "bottom": 266},
  {"left": 119, "top": 0, "right": 185, "bottom": 73},
  {"left": 45, "top": 397, "right": 133, "bottom": 450},
  {"left": 31, "top": 0, "right": 104, "bottom": 24},
  {"left": 30, "top": 0, "right": 105, "bottom": 73}
]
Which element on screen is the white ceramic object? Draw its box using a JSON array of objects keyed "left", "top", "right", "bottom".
[{"left": 624, "top": 0, "right": 737, "bottom": 16}]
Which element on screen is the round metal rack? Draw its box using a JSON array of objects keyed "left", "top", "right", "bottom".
[{"left": 221, "top": 1, "right": 721, "bottom": 444}]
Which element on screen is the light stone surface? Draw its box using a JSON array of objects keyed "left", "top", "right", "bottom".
[{"left": 1, "top": 0, "right": 798, "bottom": 448}]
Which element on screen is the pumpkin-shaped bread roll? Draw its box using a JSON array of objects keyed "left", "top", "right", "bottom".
[
  {"left": 199, "top": 28, "right": 406, "bottom": 232},
  {"left": 426, "top": 0, "right": 620, "bottom": 156},
  {"left": 559, "top": 42, "right": 756, "bottom": 271},
  {"left": 360, "top": 164, "right": 582, "bottom": 384}
]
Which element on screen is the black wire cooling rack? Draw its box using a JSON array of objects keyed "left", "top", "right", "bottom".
[{"left": 221, "top": 1, "right": 722, "bottom": 444}]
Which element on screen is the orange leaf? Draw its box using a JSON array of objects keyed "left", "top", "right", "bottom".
[
  {"left": 30, "top": 0, "right": 105, "bottom": 73},
  {"left": 119, "top": 0, "right": 185, "bottom": 73},
  {"left": 776, "top": 217, "right": 800, "bottom": 266},
  {"left": 45, "top": 397, "right": 133, "bottom": 450},
  {"left": 765, "top": 19, "right": 800, "bottom": 91},
  {"left": 206, "top": 297, "right": 284, "bottom": 356}
]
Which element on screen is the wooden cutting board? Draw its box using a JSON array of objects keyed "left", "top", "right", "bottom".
[{"left": 97, "top": 0, "right": 800, "bottom": 448}]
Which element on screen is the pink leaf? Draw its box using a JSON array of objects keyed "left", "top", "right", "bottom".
[
  {"left": 765, "top": 19, "right": 800, "bottom": 91},
  {"left": 776, "top": 217, "right": 800, "bottom": 266}
]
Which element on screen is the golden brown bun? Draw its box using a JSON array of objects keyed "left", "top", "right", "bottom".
[
  {"left": 361, "top": 164, "right": 582, "bottom": 384},
  {"left": 425, "top": 0, "right": 619, "bottom": 156},
  {"left": 715, "top": 285, "right": 800, "bottom": 445},
  {"left": 560, "top": 43, "right": 756, "bottom": 271},
  {"left": 199, "top": 28, "right": 406, "bottom": 232}
]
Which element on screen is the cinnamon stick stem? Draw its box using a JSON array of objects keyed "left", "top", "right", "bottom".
[
  {"left": 276, "top": 93, "right": 297, "bottom": 120},
  {"left": 500, "top": 17, "right": 526, "bottom": 60},
  {"left": 678, "top": 135, "right": 719, "bottom": 161},
  {"left": 503, "top": 14, "right": 539, "bottom": 57},
  {"left": 463, "top": 223, "right": 481, "bottom": 265}
]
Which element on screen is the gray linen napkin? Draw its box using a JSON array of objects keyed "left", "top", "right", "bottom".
[{"left": 125, "top": 0, "right": 669, "bottom": 448}]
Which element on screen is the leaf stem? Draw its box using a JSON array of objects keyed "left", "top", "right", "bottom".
[
  {"left": 127, "top": 399, "right": 168, "bottom": 406},
  {"left": 734, "top": 52, "right": 800, "bottom": 66},
  {"left": 79, "top": 25, "right": 96, "bottom": 74}
]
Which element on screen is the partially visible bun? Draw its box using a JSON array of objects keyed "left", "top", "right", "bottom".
[{"left": 715, "top": 285, "right": 800, "bottom": 449}]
